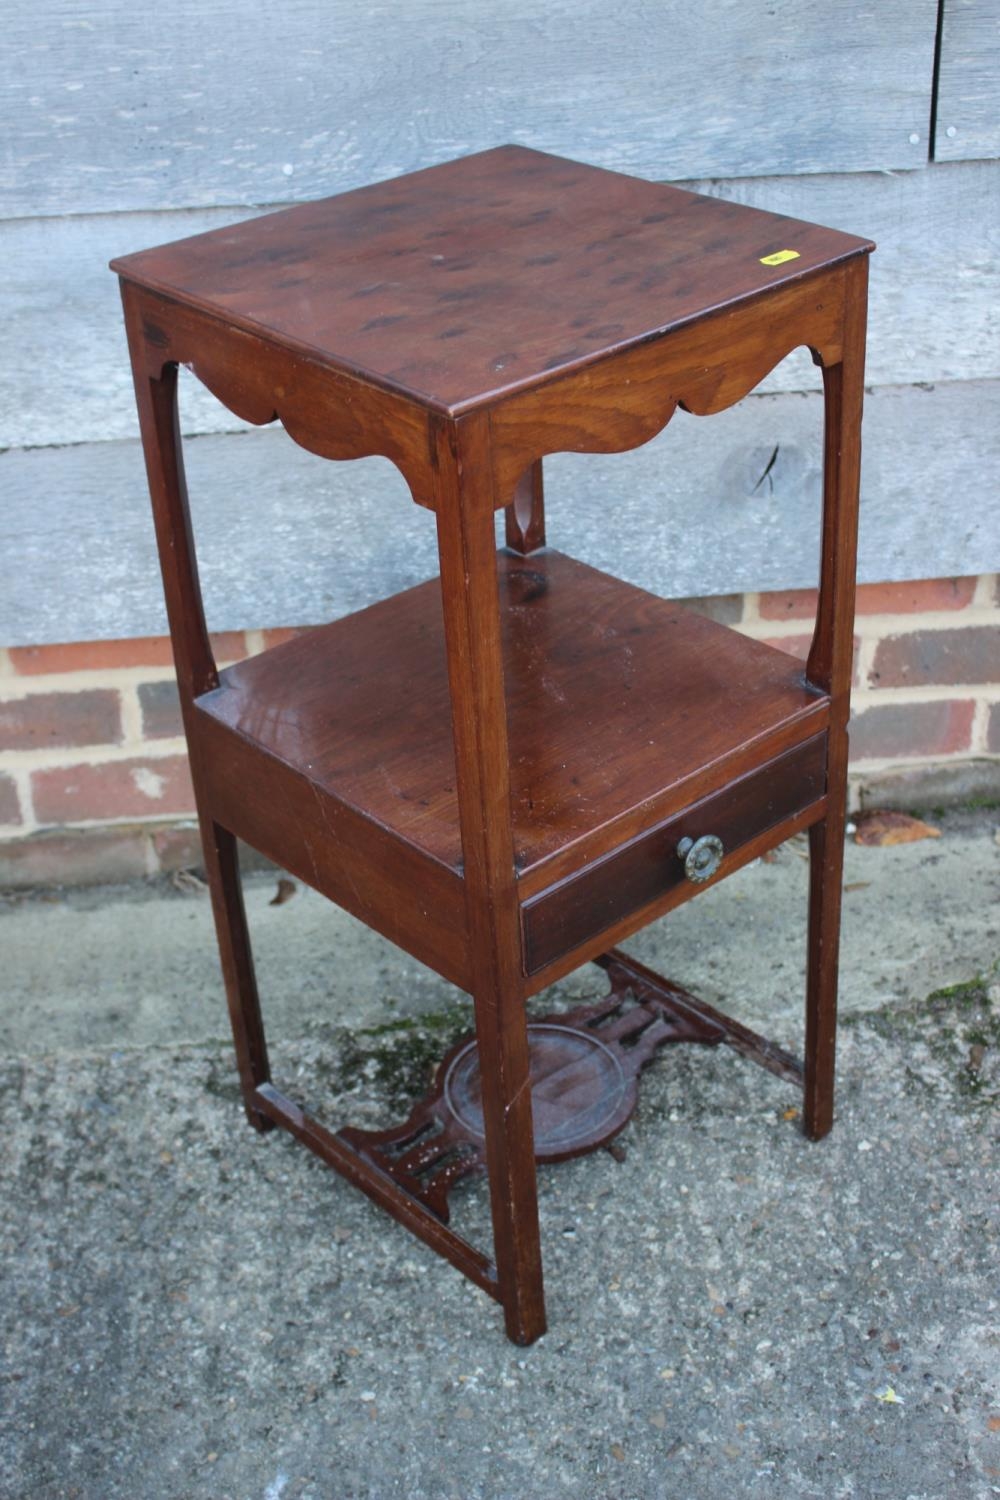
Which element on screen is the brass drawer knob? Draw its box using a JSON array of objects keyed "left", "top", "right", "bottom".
[{"left": 677, "top": 834, "right": 724, "bottom": 883}]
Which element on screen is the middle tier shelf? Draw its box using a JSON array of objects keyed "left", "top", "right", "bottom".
[{"left": 192, "top": 548, "right": 829, "bottom": 990}]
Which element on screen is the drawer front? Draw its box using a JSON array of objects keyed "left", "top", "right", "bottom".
[{"left": 522, "top": 733, "right": 827, "bottom": 975}]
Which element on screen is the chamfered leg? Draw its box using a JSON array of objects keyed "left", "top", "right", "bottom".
[
  {"left": 121, "top": 288, "right": 273, "bottom": 1133},
  {"left": 198, "top": 816, "right": 274, "bottom": 1132},
  {"left": 804, "top": 804, "right": 845, "bottom": 1140},
  {"left": 435, "top": 414, "right": 546, "bottom": 1344},
  {"left": 803, "top": 256, "right": 868, "bottom": 1141},
  {"left": 467, "top": 964, "right": 546, "bottom": 1344}
]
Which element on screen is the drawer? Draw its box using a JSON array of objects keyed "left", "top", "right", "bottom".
[{"left": 521, "top": 733, "right": 827, "bottom": 975}]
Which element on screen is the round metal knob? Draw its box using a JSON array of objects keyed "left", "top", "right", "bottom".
[{"left": 677, "top": 833, "right": 724, "bottom": 883}]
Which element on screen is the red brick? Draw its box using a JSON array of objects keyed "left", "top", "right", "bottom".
[
  {"left": 32, "top": 755, "right": 195, "bottom": 824},
  {"left": 210, "top": 631, "right": 249, "bottom": 664},
  {"left": 868, "top": 626, "right": 1000, "bottom": 688},
  {"left": 254, "top": 626, "right": 319, "bottom": 654},
  {"left": 9, "top": 631, "right": 246, "bottom": 675},
  {"left": 988, "top": 703, "right": 1000, "bottom": 754},
  {"left": 849, "top": 700, "right": 975, "bottom": 762},
  {"left": 259, "top": 627, "right": 302, "bottom": 651},
  {"left": 855, "top": 577, "right": 976, "bottom": 615},
  {"left": 758, "top": 588, "right": 818, "bottom": 621},
  {"left": 678, "top": 594, "right": 744, "bottom": 626},
  {"left": 9, "top": 637, "right": 176, "bottom": 675},
  {"left": 762, "top": 634, "right": 862, "bottom": 685},
  {"left": 0, "top": 772, "right": 22, "bottom": 826},
  {"left": 0, "top": 690, "right": 122, "bottom": 751},
  {"left": 762, "top": 633, "right": 812, "bottom": 661},
  {"left": 138, "top": 680, "right": 183, "bottom": 740},
  {"left": 759, "top": 576, "right": 978, "bottom": 622}
]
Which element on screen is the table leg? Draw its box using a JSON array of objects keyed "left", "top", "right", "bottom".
[
  {"left": 469, "top": 970, "right": 547, "bottom": 1344},
  {"left": 199, "top": 816, "right": 274, "bottom": 1133},
  {"left": 435, "top": 415, "right": 546, "bottom": 1344},
  {"left": 122, "top": 307, "right": 274, "bottom": 1136},
  {"left": 804, "top": 806, "right": 844, "bottom": 1139},
  {"left": 804, "top": 256, "right": 868, "bottom": 1140}
]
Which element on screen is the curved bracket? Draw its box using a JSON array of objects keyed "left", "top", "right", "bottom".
[
  {"left": 124, "top": 283, "right": 438, "bottom": 510},
  {"left": 489, "top": 267, "right": 847, "bottom": 508},
  {"left": 677, "top": 336, "right": 827, "bottom": 416}
]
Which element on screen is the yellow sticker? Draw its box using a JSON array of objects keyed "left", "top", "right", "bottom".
[{"left": 760, "top": 249, "right": 801, "bottom": 266}]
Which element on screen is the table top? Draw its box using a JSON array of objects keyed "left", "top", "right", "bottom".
[{"left": 113, "top": 144, "right": 872, "bottom": 416}]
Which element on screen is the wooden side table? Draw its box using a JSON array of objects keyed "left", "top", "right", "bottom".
[{"left": 113, "top": 146, "right": 872, "bottom": 1345}]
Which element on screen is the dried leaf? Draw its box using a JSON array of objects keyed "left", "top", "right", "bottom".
[
  {"left": 987, "top": 1415, "right": 1000, "bottom": 1432},
  {"left": 171, "top": 868, "right": 207, "bottom": 893},
  {"left": 610, "top": 1443, "right": 625, "bottom": 1462},
  {"left": 855, "top": 811, "right": 941, "bottom": 847},
  {"left": 844, "top": 881, "right": 871, "bottom": 893},
  {"left": 269, "top": 877, "right": 298, "bottom": 906}
]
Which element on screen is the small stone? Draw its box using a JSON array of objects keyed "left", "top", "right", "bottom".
[{"left": 360, "top": 1390, "right": 376, "bottom": 1402}]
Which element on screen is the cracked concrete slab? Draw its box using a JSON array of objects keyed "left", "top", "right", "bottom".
[{"left": 1, "top": 811, "right": 998, "bottom": 1498}]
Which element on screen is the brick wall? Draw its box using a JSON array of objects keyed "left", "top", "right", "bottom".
[{"left": 1, "top": 575, "right": 997, "bottom": 886}]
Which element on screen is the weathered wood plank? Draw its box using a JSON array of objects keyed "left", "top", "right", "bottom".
[
  {"left": 934, "top": 0, "right": 1000, "bottom": 162},
  {"left": 5, "top": 161, "right": 997, "bottom": 450},
  {"left": 3, "top": 381, "right": 997, "bottom": 646},
  {"left": 1, "top": 0, "right": 937, "bottom": 220},
  {"left": 3, "top": 207, "right": 267, "bottom": 451}
]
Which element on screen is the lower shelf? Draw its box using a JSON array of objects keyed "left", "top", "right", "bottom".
[
  {"left": 338, "top": 947, "right": 803, "bottom": 1225},
  {"left": 193, "top": 546, "right": 829, "bottom": 990}
]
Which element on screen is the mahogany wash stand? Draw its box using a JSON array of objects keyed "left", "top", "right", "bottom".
[{"left": 114, "top": 146, "right": 873, "bottom": 1345}]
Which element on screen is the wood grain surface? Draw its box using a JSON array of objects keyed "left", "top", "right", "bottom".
[
  {"left": 112, "top": 147, "right": 871, "bottom": 417},
  {"left": 195, "top": 548, "right": 827, "bottom": 882}
]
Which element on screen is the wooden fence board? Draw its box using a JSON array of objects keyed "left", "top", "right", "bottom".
[
  {"left": 3, "top": 380, "right": 996, "bottom": 646},
  {"left": 934, "top": 0, "right": 1000, "bottom": 162},
  {"left": 2, "top": 0, "right": 937, "bottom": 219}
]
